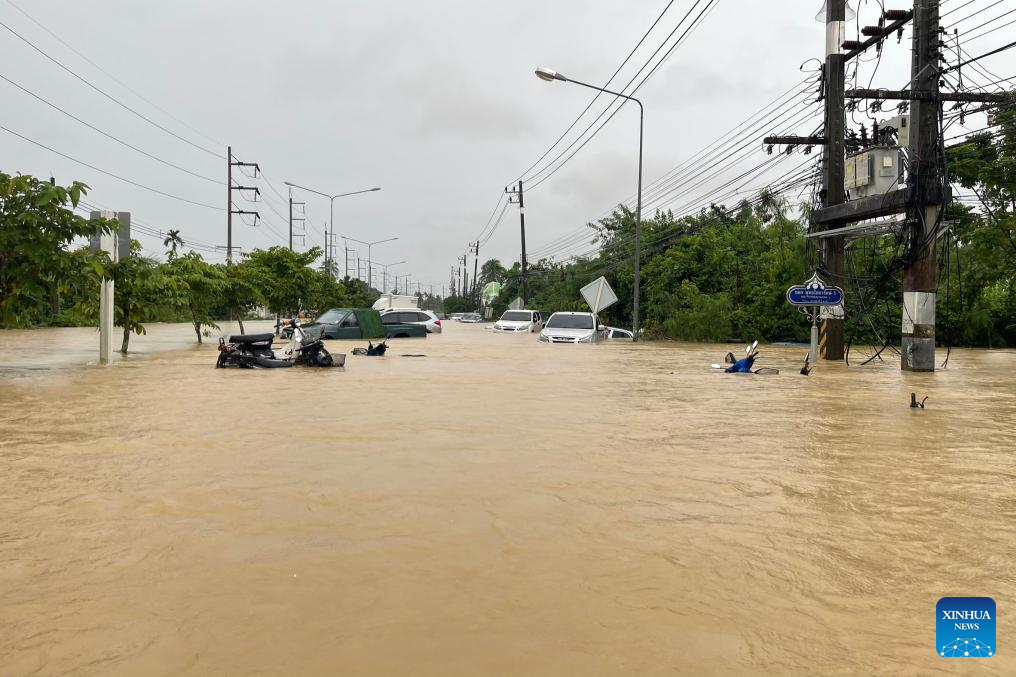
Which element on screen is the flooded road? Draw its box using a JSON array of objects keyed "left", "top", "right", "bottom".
[{"left": 1, "top": 323, "right": 1014, "bottom": 675}]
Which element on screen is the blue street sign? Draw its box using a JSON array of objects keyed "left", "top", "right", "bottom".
[{"left": 786, "top": 275, "right": 844, "bottom": 306}]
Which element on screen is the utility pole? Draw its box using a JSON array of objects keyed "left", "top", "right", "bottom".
[
  {"left": 227, "top": 146, "right": 260, "bottom": 263},
  {"left": 506, "top": 181, "right": 528, "bottom": 305},
  {"left": 471, "top": 240, "right": 480, "bottom": 305},
  {"left": 449, "top": 267, "right": 456, "bottom": 298},
  {"left": 901, "top": 0, "right": 941, "bottom": 371},
  {"left": 802, "top": 0, "right": 1007, "bottom": 371},
  {"left": 345, "top": 247, "right": 356, "bottom": 280},
  {"left": 764, "top": 2, "right": 848, "bottom": 360},
  {"left": 288, "top": 190, "right": 305, "bottom": 252},
  {"left": 821, "top": 0, "right": 847, "bottom": 361}
]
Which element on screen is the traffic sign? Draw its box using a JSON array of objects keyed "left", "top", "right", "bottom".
[
  {"left": 580, "top": 276, "right": 618, "bottom": 313},
  {"left": 786, "top": 273, "right": 844, "bottom": 306}
]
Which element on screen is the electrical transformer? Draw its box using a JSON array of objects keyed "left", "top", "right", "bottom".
[{"left": 844, "top": 146, "right": 904, "bottom": 199}]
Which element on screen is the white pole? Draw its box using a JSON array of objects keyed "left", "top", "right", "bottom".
[
  {"left": 98, "top": 211, "right": 118, "bottom": 365},
  {"left": 810, "top": 309, "right": 820, "bottom": 365}
]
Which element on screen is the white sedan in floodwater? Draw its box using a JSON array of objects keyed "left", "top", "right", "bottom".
[
  {"left": 492, "top": 309, "right": 544, "bottom": 333},
  {"left": 538, "top": 312, "right": 604, "bottom": 343}
]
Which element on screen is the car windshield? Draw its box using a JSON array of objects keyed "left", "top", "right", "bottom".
[
  {"left": 317, "top": 309, "right": 349, "bottom": 324},
  {"left": 500, "top": 311, "right": 531, "bottom": 322},
  {"left": 463, "top": 314, "right": 480, "bottom": 320},
  {"left": 546, "top": 314, "right": 593, "bottom": 329}
]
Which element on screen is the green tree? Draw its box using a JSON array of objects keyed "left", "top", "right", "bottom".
[
  {"left": 108, "top": 243, "right": 181, "bottom": 353},
  {"left": 0, "top": 173, "right": 113, "bottom": 326},
  {"left": 244, "top": 246, "right": 321, "bottom": 320},
  {"left": 945, "top": 101, "right": 1016, "bottom": 345},
  {"left": 168, "top": 252, "right": 224, "bottom": 342},
  {"left": 479, "top": 258, "right": 507, "bottom": 285},
  {"left": 163, "top": 229, "right": 184, "bottom": 261},
  {"left": 340, "top": 276, "right": 379, "bottom": 308},
  {"left": 219, "top": 259, "right": 264, "bottom": 334},
  {"left": 307, "top": 269, "right": 350, "bottom": 311},
  {"left": 443, "top": 295, "right": 472, "bottom": 314}
]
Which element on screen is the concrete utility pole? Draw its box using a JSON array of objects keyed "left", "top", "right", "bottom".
[
  {"left": 506, "top": 181, "right": 528, "bottom": 305},
  {"left": 765, "top": 2, "right": 849, "bottom": 360},
  {"left": 821, "top": 0, "right": 848, "bottom": 361},
  {"left": 227, "top": 146, "right": 260, "bottom": 263},
  {"left": 89, "top": 211, "right": 129, "bottom": 364},
  {"left": 471, "top": 240, "right": 480, "bottom": 305},
  {"left": 900, "top": 0, "right": 942, "bottom": 371},
  {"left": 805, "top": 0, "right": 1008, "bottom": 371}
]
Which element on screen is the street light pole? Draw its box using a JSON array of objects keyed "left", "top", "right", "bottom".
[
  {"left": 283, "top": 181, "right": 381, "bottom": 275},
  {"left": 341, "top": 235, "right": 398, "bottom": 290},
  {"left": 380, "top": 260, "right": 407, "bottom": 294},
  {"left": 535, "top": 66, "right": 644, "bottom": 340}
]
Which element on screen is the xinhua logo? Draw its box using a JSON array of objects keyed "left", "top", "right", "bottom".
[{"left": 937, "top": 597, "right": 996, "bottom": 657}]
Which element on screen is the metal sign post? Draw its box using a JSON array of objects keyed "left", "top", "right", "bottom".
[{"left": 787, "top": 273, "right": 845, "bottom": 366}]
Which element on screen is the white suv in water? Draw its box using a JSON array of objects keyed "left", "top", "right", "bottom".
[
  {"left": 493, "top": 309, "right": 543, "bottom": 333},
  {"left": 538, "top": 312, "right": 604, "bottom": 343}
]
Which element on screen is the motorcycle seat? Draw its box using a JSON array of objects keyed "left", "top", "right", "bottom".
[{"left": 228, "top": 333, "right": 275, "bottom": 344}]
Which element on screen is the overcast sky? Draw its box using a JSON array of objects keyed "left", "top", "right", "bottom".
[{"left": 2, "top": 0, "right": 1012, "bottom": 294}]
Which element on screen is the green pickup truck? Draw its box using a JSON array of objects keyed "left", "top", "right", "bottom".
[{"left": 302, "top": 308, "right": 427, "bottom": 339}]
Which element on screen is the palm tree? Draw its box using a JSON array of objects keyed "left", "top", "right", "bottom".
[{"left": 163, "top": 229, "right": 184, "bottom": 260}]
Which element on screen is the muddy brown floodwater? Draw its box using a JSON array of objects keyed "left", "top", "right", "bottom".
[{"left": 1, "top": 322, "right": 1015, "bottom": 676}]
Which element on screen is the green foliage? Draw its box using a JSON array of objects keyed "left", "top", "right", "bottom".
[
  {"left": 336, "top": 276, "right": 378, "bottom": 309},
  {"left": 479, "top": 258, "right": 507, "bottom": 285},
  {"left": 443, "top": 295, "right": 473, "bottom": 314},
  {"left": 942, "top": 103, "right": 1016, "bottom": 346},
  {"left": 108, "top": 242, "right": 183, "bottom": 353},
  {"left": 494, "top": 200, "right": 810, "bottom": 342},
  {"left": 168, "top": 252, "right": 224, "bottom": 342},
  {"left": 244, "top": 246, "right": 322, "bottom": 316},
  {"left": 163, "top": 229, "right": 184, "bottom": 261},
  {"left": 0, "top": 172, "right": 112, "bottom": 326}
]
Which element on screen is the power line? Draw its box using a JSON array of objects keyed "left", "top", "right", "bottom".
[
  {"left": 0, "top": 18, "right": 220, "bottom": 158},
  {"left": 0, "top": 122, "right": 224, "bottom": 210},
  {"left": 525, "top": 0, "right": 723, "bottom": 191},
  {"left": 2, "top": 0, "right": 223, "bottom": 149},
  {"left": 513, "top": 0, "right": 678, "bottom": 184},
  {"left": 0, "top": 71, "right": 220, "bottom": 183},
  {"left": 527, "top": 81, "right": 820, "bottom": 258}
]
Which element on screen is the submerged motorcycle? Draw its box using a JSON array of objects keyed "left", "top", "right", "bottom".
[
  {"left": 216, "top": 322, "right": 337, "bottom": 369},
  {"left": 711, "top": 340, "right": 779, "bottom": 375}
]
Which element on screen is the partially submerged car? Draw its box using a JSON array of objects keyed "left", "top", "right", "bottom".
[
  {"left": 605, "top": 327, "right": 634, "bottom": 340},
  {"left": 301, "top": 308, "right": 426, "bottom": 340},
  {"left": 378, "top": 308, "right": 442, "bottom": 333},
  {"left": 459, "top": 312, "right": 483, "bottom": 323},
  {"left": 493, "top": 309, "right": 543, "bottom": 333},
  {"left": 538, "top": 312, "right": 604, "bottom": 343}
]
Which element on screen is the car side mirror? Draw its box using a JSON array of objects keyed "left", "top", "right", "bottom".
[{"left": 597, "top": 325, "right": 606, "bottom": 332}]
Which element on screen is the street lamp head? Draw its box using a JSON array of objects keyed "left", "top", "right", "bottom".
[
  {"left": 283, "top": 181, "right": 294, "bottom": 187},
  {"left": 370, "top": 187, "right": 381, "bottom": 191},
  {"left": 535, "top": 67, "right": 565, "bottom": 82}
]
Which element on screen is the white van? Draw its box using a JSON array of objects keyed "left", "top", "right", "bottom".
[{"left": 493, "top": 309, "right": 544, "bottom": 333}]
